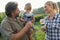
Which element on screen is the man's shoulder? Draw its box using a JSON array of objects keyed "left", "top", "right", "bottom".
[{"left": 1, "top": 17, "right": 8, "bottom": 25}]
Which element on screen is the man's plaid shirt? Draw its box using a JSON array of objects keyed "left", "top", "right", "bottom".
[{"left": 45, "top": 14, "right": 60, "bottom": 40}]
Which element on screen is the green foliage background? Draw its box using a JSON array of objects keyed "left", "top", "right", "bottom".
[{"left": 0, "top": 2, "right": 60, "bottom": 40}]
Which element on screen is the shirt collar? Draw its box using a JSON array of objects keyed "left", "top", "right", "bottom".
[
  {"left": 47, "top": 13, "right": 59, "bottom": 20},
  {"left": 6, "top": 16, "right": 17, "bottom": 22}
]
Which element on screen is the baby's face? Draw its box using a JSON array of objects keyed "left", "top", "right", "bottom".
[{"left": 24, "top": 6, "right": 31, "bottom": 13}]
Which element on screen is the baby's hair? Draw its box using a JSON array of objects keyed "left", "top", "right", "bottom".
[
  {"left": 45, "top": 1, "right": 59, "bottom": 13},
  {"left": 25, "top": 3, "right": 31, "bottom": 7},
  {"left": 25, "top": 3, "right": 32, "bottom": 9}
]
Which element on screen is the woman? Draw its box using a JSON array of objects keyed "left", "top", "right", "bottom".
[{"left": 41, "top": 1, "right": 60, "bottom": 40}]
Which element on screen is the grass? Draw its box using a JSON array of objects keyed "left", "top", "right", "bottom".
[
  {"left": 0, "top": 36, "right": 3, "bottom": 40},
  {"left": 32, "top": 22, "right": 45, "bottom": 40}
]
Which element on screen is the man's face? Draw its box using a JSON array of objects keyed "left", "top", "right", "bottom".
[{"left": 13, "top": 7, "right": 20, "bottom": 17}]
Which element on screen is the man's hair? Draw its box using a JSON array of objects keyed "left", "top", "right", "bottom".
[{"left": 5, "top": 2, "right": 18, "bottom": 17}]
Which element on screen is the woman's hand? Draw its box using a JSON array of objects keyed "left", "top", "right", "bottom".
[{"left": 41, "top": 26, "right": 46, "bottom": 32}]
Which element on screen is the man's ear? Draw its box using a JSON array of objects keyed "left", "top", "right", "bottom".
[{"left": 11, "top": 11, "right": 14, "bottom": 16}]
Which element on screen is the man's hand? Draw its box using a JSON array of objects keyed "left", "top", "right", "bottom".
[
  {"left": 27, "top": 29, "right": 33, "bottom": 40},
  {"left": 26, "top": 21, "right": 33, "bottom": 40},
  {"left": 31, "top": 17, "right": 35, "bottom": 23},
  {"left": 26, "top": 21, "right": 33, "bottom": 27}
]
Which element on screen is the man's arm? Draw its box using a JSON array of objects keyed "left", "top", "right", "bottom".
[
  {"left": 1, "top": 21, "right": 32, "bottom": 40},
  {"left": 13, "top": 21, "right": 32, "bottom": 40},
  {"left": 27, "top": 29, "right": 33, "bottom": 40}
]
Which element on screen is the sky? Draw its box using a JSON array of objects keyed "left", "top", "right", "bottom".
[{"left": 0, "top": 0, "right": 60, "bottom": 12}]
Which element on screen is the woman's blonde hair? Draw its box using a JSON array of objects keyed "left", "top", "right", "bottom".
[{"left": 45, "top": 1, "right": 59, "bottom": 13}]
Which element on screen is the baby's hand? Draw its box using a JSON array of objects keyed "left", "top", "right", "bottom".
[{"left": 20, "top": 18, "right": 26, "bottom": 22}]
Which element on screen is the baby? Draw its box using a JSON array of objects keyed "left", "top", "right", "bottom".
[{"left": 21, "top": 3, "right": 35, "bottom": 30}]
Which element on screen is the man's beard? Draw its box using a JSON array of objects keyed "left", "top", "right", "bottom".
[
  {"left": 16, "top": 14, "right": 19, "bottom": 17},
  {"left": 14, "top": 13, "right": 19, "bottom": 18}
]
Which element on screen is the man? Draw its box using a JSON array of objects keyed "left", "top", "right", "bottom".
[{"left": 1, "top": 2, "right": 33, "bottom": 40}]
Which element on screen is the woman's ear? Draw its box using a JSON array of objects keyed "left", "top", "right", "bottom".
[
  {"left": 11, "top": 11, "right": 14, "bottom": 16},
  {"left": 50, "top": 5, "right": 53, "bottom": 9}
]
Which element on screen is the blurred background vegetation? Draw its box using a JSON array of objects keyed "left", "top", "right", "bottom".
[{"left": 0, "top": 2, "right": 60, "bottom": 40}]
